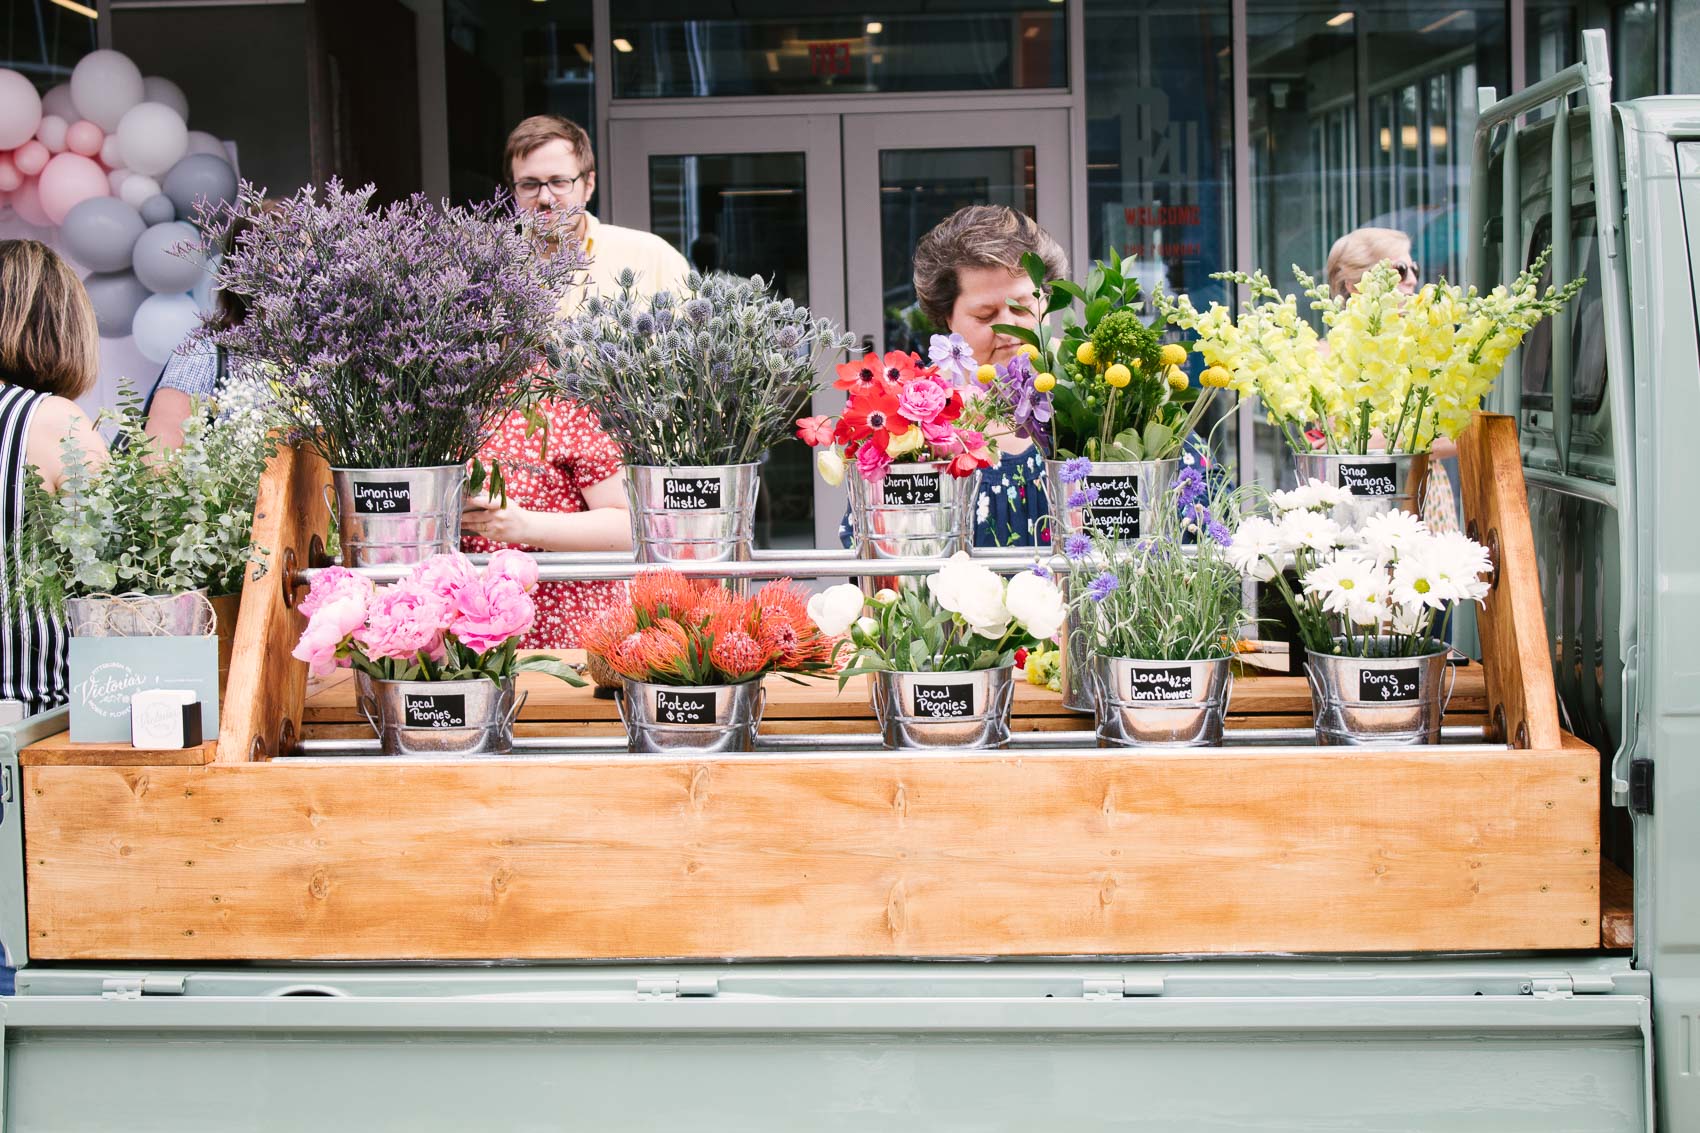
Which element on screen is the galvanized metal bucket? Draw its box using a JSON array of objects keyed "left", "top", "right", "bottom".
[
  {"left": 356, "top": 674, "right": 524, "bottom": 756},
  {"left": 1045, "top": 457, "right": 1178, "bottom": 712},
  {"left": 65, "top": 589, "right": 214, "bottom": 638},
  {"left": 616, "top": 678, "right": 766, "bottom": 754},
  {"left": 1293, "top": 451, "right": 1431, "bottom": 526},
  {"left": 624, "top": 464, "right": 760, "bottom": 564},
  {"left": 1091, "top": 655, "right": 1233, "bottom": 747},
  {"left": 330, "top": 465, "right": 467, "bottom": 567},
  {"left": 1304, "top": 645, "right": 1455, "bottom": 746},
  {"left": 848, "top": 461, "right": 977, "bottom": 561},
  {"left": 869, "top": 666, "right": 1015, "bottom": 750}
]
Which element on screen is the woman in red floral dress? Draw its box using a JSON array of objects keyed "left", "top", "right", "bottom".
[{"left": 460, "top": 398, "right": 631, "bottom": 648}]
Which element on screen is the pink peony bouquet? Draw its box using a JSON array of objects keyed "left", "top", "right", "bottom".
[{"left": 291, "top": 550, "right": 584, "bottom": 686}]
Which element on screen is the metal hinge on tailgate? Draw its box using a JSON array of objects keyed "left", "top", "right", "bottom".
[
  {"left": 1521, "top": 973, "right": 1619, "bottom": 999},
  {"left": 635, "top": 976, "right": 720, "bottom": 1000},
  {"left": 1082, "top": 976, "right": 1166, "bottom": 999},
  {"left": 101, "top": 975, "right": 187, "bottom": 999}
]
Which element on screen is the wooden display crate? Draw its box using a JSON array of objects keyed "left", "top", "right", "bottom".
[{"left": 16, "top": 415, "right": 1608, "bottom": 961}]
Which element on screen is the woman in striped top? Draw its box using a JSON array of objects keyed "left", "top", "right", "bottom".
[{"left": 0, "top": 240, "right": 107, "bottom": 717}]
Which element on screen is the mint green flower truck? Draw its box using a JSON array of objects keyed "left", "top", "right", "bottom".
[{"left": 0, "top": 30, "right": 1691, "bottom": 1131}]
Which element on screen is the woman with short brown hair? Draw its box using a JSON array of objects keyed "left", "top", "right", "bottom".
[{"left": 0, "top": 239, "right": 107, "bottom": 714}]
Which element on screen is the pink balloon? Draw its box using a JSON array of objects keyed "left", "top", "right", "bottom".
[
  {"left": 13, "top": 139, "right": 48, "bottom": 176},
  {"left": 37, "top": 152, "right": 109, "bottom": 225},
  {"left": 12, "top": 178, "right": 51, "bottom": 227},
  {"left": 35, "top": 114, "right": 68, "bottom": 154},
  {"left": 65, "top": 120, "right": 103, "bottom": 158},
  {"left": 0, "top": 154, "right": 19, "bottom": 193}
]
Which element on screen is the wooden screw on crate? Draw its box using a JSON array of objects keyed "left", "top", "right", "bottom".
[{"left": 1456, "top": 412, "right": 1562, "bottom": 750}]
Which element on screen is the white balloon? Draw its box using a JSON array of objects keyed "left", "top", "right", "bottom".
[
  {"left": 131, "top": 291, "right": 202, "bottom": 364},
  {"left": 184, "top": 130, "right": 226, "bottom": 159},
  {"left": 39, "top": 83, "right": 76, "bottom": 123},
  {"left": 117, "top": 172, "right": 160, "bottom": 210},
  {"left": 0, "top": 69, "right": 43, "bottom": 150},
  {"left": 115, "top": 102, "right": 187, "bottom": 177},
  {"left": 70, "top": 50, "right": 145, "bottom": 132},
  {"left": 99, "top": 134, "right": 124, "bottom": 170},
  {"left": 141, "top": 76, "right": 189, "bottom": 122},
  {"left": 35, "top": 114, "right": 68, "bottom": 154}
]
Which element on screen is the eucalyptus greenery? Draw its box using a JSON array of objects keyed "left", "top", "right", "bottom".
[
  {"left": 1068, "top": 465, "right": 1252, "bottom": 661},
  {"left": 8, "top": 381, "right": 282, "bottom": 609},
  {"left": 552, "top": 271, "right": 856, "bottom": 466}
]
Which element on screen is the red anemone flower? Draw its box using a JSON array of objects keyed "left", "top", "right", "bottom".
[
  {"left": 839, "top": 387, "right": 906, "bottom": 450},
  {"left": 833, "top": 353, "right": 892, "bottom": 397}
]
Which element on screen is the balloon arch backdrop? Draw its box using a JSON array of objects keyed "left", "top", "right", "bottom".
[{"left": 0, "top": 49, "right": 239, "bottom": 378}]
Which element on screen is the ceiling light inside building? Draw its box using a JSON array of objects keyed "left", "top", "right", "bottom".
[
  {"left": 612, "top": 37, "right": 634, "bottom": 53},
  {"left": 1419, "top": 9, "right": 1468, "bottom": 33},
  {"left": 766, "top": 50, "right": 780, "bottom": 72},
  {"left": 866, "top": 21, "right": 883, "bottom": 34},
  {"left": 1024, "top": 25, "right": 1040, "bottom": 38},
  {"left": 50, "top": 0, "right": 97, "bottom": 17},
  {"left": 1326, "top": 11, "right": 1354, "bottom": 25},
  {"left": 573, "top": 42, "right": 594, "bottom": 64}
]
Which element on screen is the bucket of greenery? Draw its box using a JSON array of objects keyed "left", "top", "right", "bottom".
[
  {"left": 555, "top": 272, "right": 854, "bottom": 564},
  {"left": 195, "top": 180, "right": 580, "bottom": 566},
  {"left": 8, "top": 381, "right": 281, "bottom": 695},
  {"left": 830, "top": 555, "right": 1065, "bottom": 749},
  {"left": 1065, "top": 465, "right": 1249, "bottom": 747},
  {"left": 292, "top": 550, "right": 585, "bottom": 756}
]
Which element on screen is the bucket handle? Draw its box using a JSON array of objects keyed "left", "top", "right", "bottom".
[
  {"left": 1441, "top": 659, "right": 1458, "bottom": 716},
  {"left": 357, "top": 690, "right": 381, "bottom": 736},
  {"left": 503, "top": 688, "right": 529, "bottom": 730}
]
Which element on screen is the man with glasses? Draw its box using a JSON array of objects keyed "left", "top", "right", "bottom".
[{"left": 504, "top": 114, "right": 691, "bottom": 316}]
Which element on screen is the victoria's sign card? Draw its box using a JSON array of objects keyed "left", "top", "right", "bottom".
[{"left": 68, "top": 635, "right": 219, "bottom": 743}]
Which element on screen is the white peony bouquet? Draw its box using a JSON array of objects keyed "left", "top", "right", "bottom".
[
  {"left": 1226, "top": 481, "right": 1491, "bottom": 657},
  {"left": 825, "top": 554, "right": 1066, "bottom": 687}
]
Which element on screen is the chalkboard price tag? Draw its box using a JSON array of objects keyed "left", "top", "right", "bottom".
[
  {"left": 351, "top": 480, "right": 411, "bottom": 514},
  {"left": 403, "top": 693, "right": 467, "bottom": 729},
  {"left": 1124, "top": 665, "right": 1196, "bottom": 703},
  {"left": 911, "top": 681, "right": 976, "bottom": 719},
  {"left": 1084, "top": 473, "right": 1141, "bottom": 538},
  {"left": 1337, "top": 460, "right": 1399, "bottom": 497},
  {"left": 655, "top": 689, "right": 716, "bottom": 724},
  {"left": 662, "top": 477, "right": 723, "bottom": 511},
  {"left": 1358, "top": 666, "right": 1421, "bottom": 702},
  {"left": 882, "top": 472, "right": 942, "bottom": 507}
]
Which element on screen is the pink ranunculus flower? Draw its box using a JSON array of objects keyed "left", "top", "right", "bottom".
[
  {"left": 410, "top": 552, "right": 479, "bottom": 603},
  {"left": 290, "top": 595, "right": 369, "bottom": 677},
  {"left": 449, "top": 574, "right": 536, "bottom": 654},
  {"left": 920, "top": 419, "right": 963, "bottom": 454},
  {"left": 856, "top": 440, "right": 893, "bottom": 482},
  {"left": 297, "top": 565, "right": 374, "bottom": 619},
  {"left": 485, "top": 548, "right": 540, "bottom": 595},
  {"left": 896, "top": 374, "right": 952, "bottom": 426},
  {"left": 354, "top": 581, "right": 449, "bottom": 662}
]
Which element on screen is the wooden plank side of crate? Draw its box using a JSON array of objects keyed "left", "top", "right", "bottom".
[{"left": 22, "top": 738, "right": 1599, "bottom": 961}]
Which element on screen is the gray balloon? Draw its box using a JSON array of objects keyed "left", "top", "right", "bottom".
[
  {"left": 60, "top": 197, "right": 146, "bottom": 274},
  {"left": 133, "top": 221, "right": 207, "bottom": 294},
  {"left": 139, "top": 192, "right": 176, "bottom": 226},
  {"left": 160, "top": 152, "right": 237, "bottom": 220},
  {"left": 83, "top": 270, "right": 154, "bottom": 338}
]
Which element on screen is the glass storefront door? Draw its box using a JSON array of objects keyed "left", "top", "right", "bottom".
[{"left": 607, "top": 107, "right": 1070, "bottom": 548}]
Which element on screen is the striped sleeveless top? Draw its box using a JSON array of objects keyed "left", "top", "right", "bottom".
[{"left": 0, "top": 383, "right": 69, "bottom": 716}]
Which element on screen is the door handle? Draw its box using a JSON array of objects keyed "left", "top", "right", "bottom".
[{"left": 860, "top": 333, "right": 876, "bottom": 357}]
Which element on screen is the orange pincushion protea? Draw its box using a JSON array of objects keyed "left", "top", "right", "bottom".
[
  {"left": 630, "top": 569, "right": 700, "bottom": 620},
  {"left": 635, "top": 619, "right": 693, "bottom": 680},
  {"left": 579, "top": 604, "right": 636, "bottom": 662},
  {"left": 608, "top": 630, "right": 649, "bottom": 680},
  {"left": 710, "top": 629, "right": 774, "bottom": 680}
]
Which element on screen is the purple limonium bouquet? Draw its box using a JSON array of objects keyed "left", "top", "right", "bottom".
[
  {"left": 193, "top": 180, "right": 582, "bottom": 469},
  {"left": 1061, "top": 462, "right": 1251, "bottom": 661}
]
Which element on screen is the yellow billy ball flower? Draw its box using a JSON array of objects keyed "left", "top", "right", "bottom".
[
  {"left": 1166, "top": 366, "right": 1189, "bottom": 391},
  {"left": 1034, "top": 372, "right": 1056, "bottom": 393},
  {"left": 1159, "top": 342, "right": 1189, "bottom": 368},
  {"left": 1075, "top": 341, "right": 1097, "bottom": 367},
  {"left": 1200, "top": 365, "right": 1234, "bottom": 388},
  {"left": 975, "top": 363, "right": 998, "bottom": 385},
  {"left": 1018, "top": 343, "right": 1041, "bottom": 361},
  {"left": 1104, "top": 363, "right": 1132, "bottom": 389}
]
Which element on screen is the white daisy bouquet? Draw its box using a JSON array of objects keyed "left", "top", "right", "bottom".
[{"left": 1226, "top": 480, "right": 1492, "bottom": 657}]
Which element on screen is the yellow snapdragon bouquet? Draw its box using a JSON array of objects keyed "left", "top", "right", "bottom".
[{"left": 1157, "top": 252, "right": 1584, "bottom": 454}]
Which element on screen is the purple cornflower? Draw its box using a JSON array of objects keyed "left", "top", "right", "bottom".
[
  {"left": 1063, "top": 533, "right": 1092, "bottom": 560},
  {"left": 1173, "top": 465, "right": 1206, "bottom": 509},
  {"left": 1058, "top": 456, "right": 1092, "bottom": 484},
  {"left": 1066, "top": 487, "right": 1100, "bottom": 509},
  {"left": 1086, "top": 571, "right": 1119, "bottom": 602},
  {"left": 928, "top": 332, "right": 977, "bottom": 387},
  {"left": 1029, "top": 562, "right": 1053, "bottom": 580}
]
